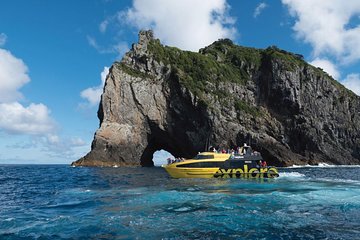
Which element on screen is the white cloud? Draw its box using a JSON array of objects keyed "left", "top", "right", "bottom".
[
  {"left": 0, "top": 48, "right": 30, "bottom": 102},
  {"left": 123, "top": 0, "right": 236, "bottom": 51},
  {"left": 282, "top": 0, "right": 360, "bottom": 64},
  {"left": 342, "top": 74, "right": 360, "bottom": 95},
  {"left": 47, "top": 134, "right": 60, "bottom": 144},
  {"left": 254, "top": 2, "right": 268, "bottom": 18},
  {"left": 310, "top": 58, "right": 340, "bottom": 80},
  {"left": 0, "top": 33, "right": 7, "bottom": 46},
  {"left": 283, "top": 0, "right": 360, "bottom": 96},
  {"left": 0, "top": 102, "right": 55, "bottom": 135},
  {"left": 80, "top": 87, "right": 103, "bottom": 106},
  {"left": 80, "top": 66, "right": 109, "bottom": 106},
  {"left": 0, "top": 48, "right": 57, "bottom": 138},
  {"left": 99, "top": 19, "right": 109, "bottom": 33},
  {"left": 87, "top": 36, "right": 129, "bottom": 59},
  {"left": 6, "top": 140, "right": 38, "bottom": 149},
  {"left": 44, "top": 134, "right": 87, "bottom": 150},
  {"left": 0, "top": 47, "right": 86, "bottom": 163},
  {"left": 70, "top": 137, "right": 86, "bottom": 146},
  {"left": 100, "top": 66, "right": 109, "bottom": 85},
  {"left": 5, "top": 134, "right": 88, "bottom": 162},
  {"left": 87, "top": 36, "right": 99, "bottom": 49},
  {"left": 112, "top": 42, "right": 130, "bottom": 59}
]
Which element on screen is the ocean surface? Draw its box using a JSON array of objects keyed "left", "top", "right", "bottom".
[{"left": 1, "top": 165, "right": 360, "bottom": 239}]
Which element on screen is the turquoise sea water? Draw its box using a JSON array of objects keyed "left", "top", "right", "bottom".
[{"left": 1, "top": 165, "right": 360, "bottom": 239}]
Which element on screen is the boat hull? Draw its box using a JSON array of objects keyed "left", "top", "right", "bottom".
[
  {"left": 163, "top": 151, "right": 279, "bottom": 179},
  {"left": 164, "top": 165, "right": 279, "bottom": 179}
]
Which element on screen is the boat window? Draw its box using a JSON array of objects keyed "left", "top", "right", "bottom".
[
  {"left": 176, "top": 161, "right": 223, "bottom": 168},
  {"left": 195, "top": 155, "right": 214, "bottom": 160}
]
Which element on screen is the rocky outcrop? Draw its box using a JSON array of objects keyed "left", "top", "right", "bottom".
[{"left": 72, "top": 30, "right": 360, "bottom": 167}]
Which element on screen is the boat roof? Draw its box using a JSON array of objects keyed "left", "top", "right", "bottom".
[{"left": 198, "top": 152, "right": 230, "bottom": 156}]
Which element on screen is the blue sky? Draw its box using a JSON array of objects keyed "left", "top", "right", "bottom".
[{"left": 0, "top": 0, "right": 359, "bottom": 164}]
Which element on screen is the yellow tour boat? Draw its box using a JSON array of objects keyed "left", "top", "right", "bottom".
[{"left": 163, "top": 144, "right": 279, "bottom": 179}]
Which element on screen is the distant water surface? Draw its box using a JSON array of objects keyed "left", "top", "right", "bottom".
[{"left": 1, "top": 165, "right": 360, "bottom": 239}]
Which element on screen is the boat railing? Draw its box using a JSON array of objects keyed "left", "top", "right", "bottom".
[{"left": 166, "top": 158, "right": 185, "bottom": 165}]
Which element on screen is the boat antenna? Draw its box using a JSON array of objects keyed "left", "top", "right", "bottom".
[
  {"left": 247, "top": 133, "right": 252, "bottom": 146},
  {"left": 205, "top": 136, "right": 210, "bottom": 151}
]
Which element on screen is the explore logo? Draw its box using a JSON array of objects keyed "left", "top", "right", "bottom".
[{"left": 214, "top": 165, "right": 279, "bottom": 178}]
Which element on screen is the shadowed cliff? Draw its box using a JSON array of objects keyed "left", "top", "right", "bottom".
[{"left": 72, "top": 30, "right": 360, "bottom": 167}]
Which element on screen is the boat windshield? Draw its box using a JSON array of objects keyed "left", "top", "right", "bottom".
[{"left": 195, "top": 154, "right": 214, "bottom": 160}]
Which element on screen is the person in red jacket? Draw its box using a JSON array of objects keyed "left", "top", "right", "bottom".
[{"left": 261, "top": 160, "right": 267, "bottom": 168}]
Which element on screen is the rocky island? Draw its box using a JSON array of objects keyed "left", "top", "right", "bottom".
[{"left": 72, "top": 30, "right": 360, "bottom": 167}]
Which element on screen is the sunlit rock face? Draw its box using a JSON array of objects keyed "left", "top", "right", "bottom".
[{"left": 72, "top": 30, "right": 360, "bottom": 167}]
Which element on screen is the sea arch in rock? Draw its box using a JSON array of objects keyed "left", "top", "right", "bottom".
[{"left": 72, "top": 30, "right": 360, "bottom": 167}]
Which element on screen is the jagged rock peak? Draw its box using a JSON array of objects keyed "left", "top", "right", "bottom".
[
  {"left": 72, "top": 30, "right": 360, "bottom": 167},
  {"left": 139, "top": 29, "right": 154, "bottom": 44},
  {"left": 132, "top": 30, "right": 154, "bottom": 54}
]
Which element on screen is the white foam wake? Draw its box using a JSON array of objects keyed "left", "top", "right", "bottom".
[
  {"left": 316, "top": 177, "right": 360, "bottom": 185},
  {"left": 287, "top": 164, "right": 360, "bottom": 168},
  {"left": 278, "top": 172, "right": 306, "bottom": 178}
]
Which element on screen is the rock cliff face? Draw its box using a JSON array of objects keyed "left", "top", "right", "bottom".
[{"left": 72, "top": 30, "right": 360, "bottom": 167}]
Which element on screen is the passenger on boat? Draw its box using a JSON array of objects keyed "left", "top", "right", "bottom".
[
  {"left": 261, "top": 160, "right": 267, "bottom": 168},
  {"left": 230, "top": 150, "right": 235, "bottom": 159},
  {"left": 238, "top": 144, "right": 248, "bottom": 155},
  {"left": 174, "top": 158, "right": 184, "bottom": 163}
]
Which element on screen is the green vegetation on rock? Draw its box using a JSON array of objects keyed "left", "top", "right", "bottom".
[
  {"left": 147, "top": 39, "right": 317, "bottom": 106},
  {"left": 120, "top": 37, "right": 355, "bottom": 112},
  {"left": 263, "top": 46, "right": 306, "bottom": 71},
  {"left": 308, "top": 64, "right": 355, "bottom": 98},
  {"left": 234, "top": 100, "right": 260, "bottom": 117},
  {"left": 201, "top": 39, "right": 262, "bottom": 70},
  {"left": 148, "top": 39, "right": 255, "bottom": 105},
  {"left": 116, "top": 62, "right": 154, "bottom": 80}
]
